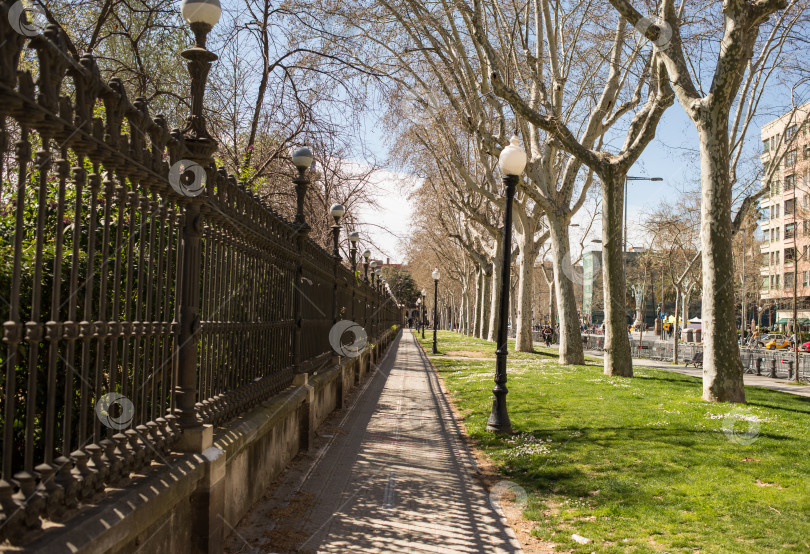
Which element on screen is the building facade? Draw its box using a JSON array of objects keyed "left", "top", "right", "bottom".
[{"left": 759, "top": 102, "right": 810, "bottom": 326}]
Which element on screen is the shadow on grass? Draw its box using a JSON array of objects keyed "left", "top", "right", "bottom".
[
  {"left": 747, "top": 399, "right": 810, "bottom": 416},
  {"left": 477, "top": 424, "right": 798, "bottom": 517}
]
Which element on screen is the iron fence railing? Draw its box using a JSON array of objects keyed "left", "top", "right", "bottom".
[
  {"left": 582, "top": 335, "right": 810, "bottom": 381},
  {"left": 0, "top": 11, "right": 399, "bottom": 543}
]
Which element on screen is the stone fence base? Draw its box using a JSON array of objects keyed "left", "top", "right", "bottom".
[{"left": 17, "top": 328, "right": 400, "bottom": 553}]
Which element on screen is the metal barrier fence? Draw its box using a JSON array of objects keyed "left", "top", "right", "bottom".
[
  {"left": 0, "top": 11, "right": 399, "bottom": 543},
  {"left": 583, "top": 335, "right": 810, "bottom": 381}
]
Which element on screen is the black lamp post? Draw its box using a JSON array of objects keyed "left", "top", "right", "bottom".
[
  {"left": 349, "top": 232, "right": 359, "bottom": 273},
  {"left": 291, "top": 147, "right": 314, "bottom": 233},
  {"left": 432, "top": 269, "right": 440, "bottom": 354},
  {"left": 330, "top": 203, "right": 345, "bottom": 259},
  {"left": 362, "top": 249, "right": 371, "bottom": 283},
  {"left": 370, "top": 260, "right": 377, "bottom": 288},
  {"left": 487, "top": 135, "right": 527, "bottom": 434},
  {"left": 176, "top": 0, "right": 220, "bottom": 430},
  {"left": 421, "top": 288, "right": 426, "bottom": 339},
  {"left": 179, "top": 0, "right": 219, "bottom": 157},
  {"left": 375, "top": 268, "right": 382, "bottom": 294}
]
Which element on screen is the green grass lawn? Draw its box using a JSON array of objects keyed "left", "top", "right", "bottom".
[
  {"left": 417, "top": 327, "right": 560, "bottom": 360},
  {"left": 417, "top": 330, "right": 810, "bottom": 553}
]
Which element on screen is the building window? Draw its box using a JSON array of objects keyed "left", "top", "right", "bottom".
[
  {"left": 786, "top": 246, "right": 796, "bottom": 261},
  {"left": 776, "top": 203, "right": 781, "bottom": 218},
  {"left": 763, "top": 276, "right": 770, "bottom": 290},
  {"left": 786, "top": 223, "right": 796, "bottom": 239},
  {"left": 771, "top": 228, "right": 775, "bottom": 242},
  {"left": 804, "top": 221, "right": 809, "bottom": 236},
  {"left": 804, "top": 271, "right": 808, "bottom": 288},
  {"left": 777, "top": 274, "right": 781, "bottom": 287},
  {"left": 777, "top": 227, "right": 781, "bottom": 241},
  {"left": 786, "top": 174, "right": 796, "bottom": 192},
  {"left": 786, "top": 150, "right": 798, "bottom": 167},
  {"left": 786, "top": 272, "right": 794, "bottom": 288},
  {"left": 776, "top": 250, "right": 781, "bottom": 264},
  {"left": 764, "top": 138, "right": 771, "bottom": 152},
  {"left": 771, "top": 275, "right": 775, "bottom": 288},
  {"left": 804, "top": 194, "right": 809, "bottom": 209},
  {"left": 786, "top": 198, "right": 795, "bottom": 214},
  {"left": 786, "top": 125, "right": 798, "bottom": 140},
  {"left": 804, "top": 245, "right": 809, "bottom": 259},
  {"left": 804, "top": 145, "right": 810, "bottom": 160}
]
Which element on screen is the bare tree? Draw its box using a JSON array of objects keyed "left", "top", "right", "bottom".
[
  {"left": 607, "top": 0, "right": 805, "bottom": 400},
  {"left": 463, "top": 0, "right": 675, "bottom": 377}
]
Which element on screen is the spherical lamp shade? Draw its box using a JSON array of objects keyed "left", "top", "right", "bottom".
[
  {"left": 375, "top": 268, "right": 381, "bottom": 275},
  {"left": 291, "top": 147, "right": 313, "bottom": 170},
  {"left": 180, "top": 0, "right": 221, "bottom": 26},
  {"left": 362, "top": 249, "right": 371, "bottom": 259},
  {"left": 369, "top": 260, "right": 377, "bottom": 269},
  {"left": 330, "top": 203, "right": 345, "bottom": 220},
  {"left": 498, "top": 135, "right": 527, "bottom": 176},
  {"left": 432, "top": 268, "right": 440, "bottom": 281},
  {"left": 421, "top": 288, "right": 426, "bottom": 296},
  {"left": 349, "top": 231, "right": 360, "bottom": 244}
]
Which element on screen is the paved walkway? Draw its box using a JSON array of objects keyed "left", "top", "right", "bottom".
[
  {"left": 585, "top": 350, "right": 810, "bottom": 398},
  {"left": 224, "top": 330, "right": 522, "bottom": 553}
]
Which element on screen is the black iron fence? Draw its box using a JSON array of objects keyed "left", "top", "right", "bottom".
[
  {"left": 583, "top": 335, "right": 810, "bottom": 381},
  {"left": 0, "top": 9, "right": 399, "bottom": 543}
]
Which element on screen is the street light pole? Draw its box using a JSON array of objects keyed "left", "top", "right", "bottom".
[
  {"left": 432, "top": 269, "right": 440, "bottom": 354},
  {"left": 624, "top": 176, "right": 663, "bottom": 331},
  {"left": 176, "top": 0, "right": 221, "bottom": 431},
  {"left": 487, "top": 135, "right": 527, "bottom": 434},
  {"left": 362, "top": 250, "right": 371, "bottom": 283},
  {"left": 330, "top": 204, "right": 344, "bottom": 259},
  {"left": 349, "top": 232, "right": 359, "bottom": 274},
  {"left": 624, "top": 176, "right": 663, "bottom": 253}
]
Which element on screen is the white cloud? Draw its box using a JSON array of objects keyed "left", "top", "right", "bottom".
[{"left": 343, "top": 161, "right": 421, "bottom": 263}]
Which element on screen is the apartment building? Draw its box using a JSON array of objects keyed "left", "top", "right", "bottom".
[{"left": 760, "top": 102, "right": 810, "bottom": 325}]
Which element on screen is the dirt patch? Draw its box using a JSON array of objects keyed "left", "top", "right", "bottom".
[{"left": 415, "top": 339, "right": 561, "bottom": 553}]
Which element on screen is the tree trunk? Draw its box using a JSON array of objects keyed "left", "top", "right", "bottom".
[
  {"left": 601, "top": 174, "right": 632, "bottom": 376},
  {"left": 673, "top": 285, "right": 681, "bottom": 364},
  {"left": 697, "top": 125, "right": 745, "bottom": 402},
  {"left": 510, "top": 277, "right": 518, "bottom": 341},
  {"left": 515, "top": 247, "right": 536, "bottom": 352},
  {"left": 547, "top": 279, "right": 554, "bottom": 325},
  {"left": 481, "top": 267, "right": 492, "bottom": 340},
  {"left": 462, "top": 280, "right": 470, "bottom": 335},
  {"left": 682, "top": 290, "right": 689, "bottom": 323},
  {"left": 488, "top": 252, "right": 502, "bottom": 343},
  {"left": 548, "top": 216, "right": 585, "bottom": 364},
  {"left": 474, "top": 267, "right": 483, "bottom": 338}
]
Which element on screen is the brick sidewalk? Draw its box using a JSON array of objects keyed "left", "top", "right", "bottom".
[{"left": 225, "top": 330, "right": 523, "bottom": 553}]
